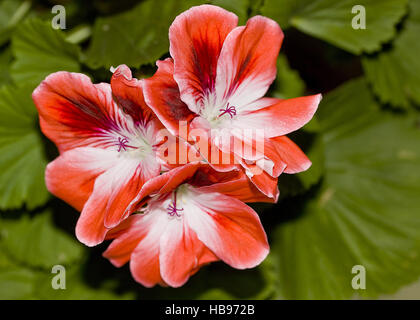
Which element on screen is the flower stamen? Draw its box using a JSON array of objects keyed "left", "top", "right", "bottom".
[
  {"left": 116, "top": 137, "right": 137, "bottom": 152},
  {"left": 218, "top": 103, "right": 237, "bottom": 119},
  {"left": 167, "top": 192, "right": 183, "bottom": 217}
]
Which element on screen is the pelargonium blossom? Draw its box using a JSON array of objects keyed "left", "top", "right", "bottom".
[
  {"left": 143, "top": 5, "right": 322, "bottom": 199},
  {"left": 104, "top": 163, "right": 273, "bottom": 287},
  {"left": 32, "top": 65, "right": 180, "bottom": 246},
  {"left": 31, "top": 4, "right": 322, "bottom": 288}
]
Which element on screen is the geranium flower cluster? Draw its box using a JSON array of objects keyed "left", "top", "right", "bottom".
[{"left": 32, "top": 5, "right": 321, "bottom": 287}]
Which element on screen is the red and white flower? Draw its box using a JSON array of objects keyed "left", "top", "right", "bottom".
[
  {"left": 32, "top": 4, "right": 322, "bottom": 288},
  {"left": 104, "top": 163, "right": 271, "bottom": 287},
  {"left": 33, "top": 65, "right": 172, "bottom": 246},
  {"left": 143, "top": 5, "right": 322, "bottom": 199}
]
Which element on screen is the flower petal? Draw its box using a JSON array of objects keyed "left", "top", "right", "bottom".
[
  {"left": 110, "top": 64, "right": 155, "bottom": 124},
  {"left": 235, "top": 94, "right": 322, "bottom": 138},
  {"left": 105, "top": 196, "right": 217, "bottom": 288},
  {"left": 103, "top": 209, "right": 168, "bottom": 287},
  {"left": 104, "top": 212, "right": 166, "bottom": 287},
  {"left": 129, "top": 210, "right": 170, "bottom": 287},
  {"left": 33, "top": 71, "right": 131, "bottom": 152},
  {"left": 169, "top": 4, "right": 238, "bottom": 110},
  {"left": 160, "top": 219, "right": 216, "bottom": 287},
  {"left": 185, "top": 189, "right": 269, "bottom": 269},
  {"left": 215, "top": 16, "right": 283, "bottom": 108},
  {"left": 240, "top": 162, "right": 280, "bottom": 201},
  {"left": 143, "top": 59, "right": 195, "bottom": 136},
  {"left": 268, "top": 136, "right": 312, "bottom": 174},
  {"left": 104, "top": 155, "right": 161, "bottom": 228},
  {"left": 193, "top": 168, "right": 274, "bottom": 203},
  {"left": 75, "top": 157, "right": 160, "bottom": 246},
  {"left": 103, "top": 215, "right": 146, "bottom": 267},
  {"left": 126, "top": 162, "right": 202, "bottom": 213},
  {"left": 45, "top": 147, "right": 119, "bottom": 211}
]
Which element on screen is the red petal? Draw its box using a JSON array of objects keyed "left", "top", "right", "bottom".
[
  {"left": 33, "top": 72, "right": 130, "bottom": 152},
  {"left": 129, "top": 212, "right": 169, "bottom": 287},
  {"left": 186, "top": 190, "right": 269, "bottom": 269},
  {"left": 268, "top": 136, "right": 312, "bottom": 174},
  {"left": 110, "top": 64, "right": 155, "bottom": 124},
  {"left": 75, "top": 158, "right": 160, "bottom": 246},
  {"left": 126, "top": 162, "right": 202, "bottom": 213},
  {"left": 130, "top": 243, "right": 163, "bottom": 288},
  {"left": 103, "top": 215, "right": 145, "bottom": 267},
  {"left": 169, "top": 4, "right": 238, "bottom": 108},
  {"left": 159, "top": 221, "right": 217, "bottom": 287},
  {"left": 45, "top": 147, "right": 118, "bottom": 211},
  {"left": 104, "top": 157, "right": 161, "bottom": 228},
  {"left": 143, "top": 59, "right": 195, "bottom": 136},
  {"left": 240, "top": 162, "right": 280, "bottom": 201},
  {"left": 106, "top": 210, "right": 167, "bottom": 287},
  {"left": 193, "top": 167, "right": 274, "bottom": 203},
  {"left": 215, "top": 16, "right": 283, "bottom": 108},
  {"left": 105, "top": 196, "right": 217, "bottom": 287},
  {"left": 237, "top": 94, "right": 322, "bottom": 138}
]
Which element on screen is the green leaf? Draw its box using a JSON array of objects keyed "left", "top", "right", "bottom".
[
  {"left": 34, "top": 267, "right": 135, "bottom": 300},
  {"left": 0, "top": 211, "right": 133, "bottom": 300},
  {"left": 11, "top": 19, "right": 81, "bottom": 84},
  {"left": 249, "top": 0, "right": 265, "bottom": 16},
  {"left": 0, "top": 0, "right": 31, "bottom": 46},
  {"left": 0, "top": 211, "right": 84, "bottom": 269},
  {"left": 297, "top": 134, "right": 325, "bottom": 190},
  {"left": 133, "top": 262, "right": 273, "bottom": 299},
  {"left": 0, "top": 262, "right": 132, "bottom": 300},
  {"left": 0, "top": 268, "right": 36, "bottom": 299},
  {"left": 270, "top": 54, "right": 305, "bottom": 99},
  {"left": 211, "top": 0, "right": 250, "bottom": 24},
  {"left": 277, "top": 131, "right": 325, "bottom": 197},
  {"left": 261, "top": 0, "right": 409, "bottom": 54},
  {"left": 270, "top": 78, "right": 420, "bottom": 299},
  {"left": 0, "top": 83, "right": 49, "bottom": 210},
  {"left": 261, "top": 0, "right": 307, "bottom": 28},
  {"left": 0, "top": 47, "right": 13, "bottom": 87},
  {"left": 0, "top": 252, "right": 133, "bottom": 300},
  {"left": 362, "top": 0, "right": 420, "bottom": 109},
  {"left": 84, "top": 0, "right": 204, "bottom": 69}
]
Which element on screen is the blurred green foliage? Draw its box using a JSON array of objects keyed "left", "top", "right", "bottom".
[{"left": 0, "top": 0, "right": 419, "bottom": 300}]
